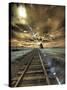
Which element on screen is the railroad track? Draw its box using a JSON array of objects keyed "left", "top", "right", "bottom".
[{"left": 10, "top": 48, "right": 58, "bottom": 87}]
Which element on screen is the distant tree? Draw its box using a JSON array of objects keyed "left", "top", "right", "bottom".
[{"left": 40, "top": 43, "right": 43, "bottom": 48}]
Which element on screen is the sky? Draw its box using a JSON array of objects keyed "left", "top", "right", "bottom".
[{"left": 10, "top": 3, "right": 65, "bottom": 48}]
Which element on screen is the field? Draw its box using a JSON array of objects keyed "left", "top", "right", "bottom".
[{"left": 10, "top": 47, "right": 65, "bottom": 86}]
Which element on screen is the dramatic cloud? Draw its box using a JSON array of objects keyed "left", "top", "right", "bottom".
[{"left": 10, "top": 3, "right": 65, "bottom": 48}]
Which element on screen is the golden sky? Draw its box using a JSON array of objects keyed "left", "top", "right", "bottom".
[{"left": 10, "top": 3, "right": 65, "bottom": 48}]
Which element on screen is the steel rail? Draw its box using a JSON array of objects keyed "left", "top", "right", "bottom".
[
  {"left": 14, "top": 52, "right": 34, "bottom": 87},
  {"left": 38, "top": 50, "right": 50, "bottom": 85},
  {"left": 12, "top": 49, "right": 51, "bottom": 87}
]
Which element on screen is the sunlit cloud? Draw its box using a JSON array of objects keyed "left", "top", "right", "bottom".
[
  {"left": 18, "top": 5, "right": 27, "bottom": 18},
  {"left": 10, "top": 4, "right": 65, "bottom": 48}
]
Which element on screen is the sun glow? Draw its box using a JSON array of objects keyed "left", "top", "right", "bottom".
[{"left": 18, "top": 5, "right": 27, "bottom": 18}]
